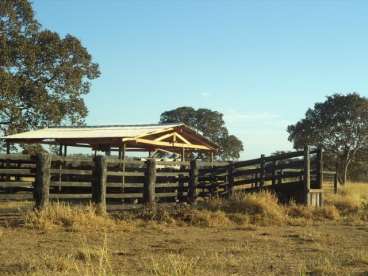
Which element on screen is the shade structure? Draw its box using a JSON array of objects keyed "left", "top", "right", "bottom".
[{"left": 2, "top": 123, "right": 218, "bottom": 154}]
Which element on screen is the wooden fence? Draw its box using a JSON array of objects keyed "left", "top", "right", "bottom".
[{"left": 0, "top": 147, "right": 336, "bottom": 211}]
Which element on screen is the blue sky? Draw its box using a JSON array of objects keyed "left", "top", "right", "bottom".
[{"left": 32, "top": 0, "right": 368, "bottom": 158}]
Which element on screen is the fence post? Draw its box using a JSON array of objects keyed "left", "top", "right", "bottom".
[
  {"left": 260, "top": 154, "right": 265, "bottom": 189},
  {"left": 34, "top": 152, "right": 51, "bottom": 210},
  {"left": 304, "top": 146, "right": 311, "bottom": 205},
  {"left": 334, "top": 173, "right": 338, "bottom": 194},
  {"left": 177, "top": 173, "right": 185, "bottom": 202},
  {"left": 227, "top": 162, "right": 234, "bottom": 198},
  {"left": 271, "top": 160, "right": 276, "bottom": 187},
  {"left": 316, "top": 147, "right": 323, "bottom": 189},
  {"left": 92, "top": 155, "right": 107, "bottom": 214},
  {"left": 144, "top": 158, "right": 156, "bottom": 206},
  {"left": 188, "top": 159, "right": 199, "bottom": 204}
]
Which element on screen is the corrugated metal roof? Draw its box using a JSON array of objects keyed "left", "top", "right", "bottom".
[{"left": 3, "top": 123, "right": 183, "bottom": 140}]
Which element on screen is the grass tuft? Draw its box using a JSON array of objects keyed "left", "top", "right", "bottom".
[{"left": 24, "top": 202, "right": 116, "bottom": 232}]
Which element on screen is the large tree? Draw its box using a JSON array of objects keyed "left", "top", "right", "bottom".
[
  {"left": 287, "top": 93, "right": 368, "bottom": 184},
  {"left": 0, "top": 0, "right": 100, "bottom": 151},
  {"left": 160, "top": 107, "right": 244, "bottom": 160}
]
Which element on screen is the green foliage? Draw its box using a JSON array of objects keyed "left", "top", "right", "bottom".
[
  {"left": 287, "top": 93, "right": 368, "bottom": 183},
  {"left": 0, "top": 0, "right": 100, "bottom": 151},
  {"left": 160, "top": 107, "right": 244, "bottom": 160}
]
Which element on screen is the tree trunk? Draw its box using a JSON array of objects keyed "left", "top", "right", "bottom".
[{"left": 341, "top": 158, "right": 352, "bottom": 185}]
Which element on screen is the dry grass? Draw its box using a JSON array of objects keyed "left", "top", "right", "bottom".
[
  {"left": 0, "top": 183, "right": 367, "bottom": 275},
  {"left": 24, "top": 202, "right": 117, "bottom": 232}
]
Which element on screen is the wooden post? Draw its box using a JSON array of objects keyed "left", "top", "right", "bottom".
[
  {"left": 227, "top": 162, "right": 234, "bottom": 198},
  {"left": 63, "top": 145, "right": 67, "bottom": 157},
  {"left": 178, "top": 172, "right": 185, "bottom": 202},
  {"left": 181, "top": 148, "right": 185, "bottom": 162},
  {"left": 6, "top": 142, "right": 10, "bottom": 154},
  {"left": 92, "top": 156, "right": 107, "bottom": 214},
  {"left": 58, "top": 145, "right": 63, "bottom": 156},
  {"left": 271, "top": 160, "right": 276, "bottom": 187},
  {"left": 34, "top": 153, "right": 51, "bottom": 210},
  {"left": 278, "top": 170, "right": 283, "bottom": 185},
  {"left": 304, "top": 146, "right": 311, "bottom": 205},
  {"left": 260, "top": 154, "right": 265, "bottom": 189},
  {"left": 188, "top": 159, "right": 199, "bottom": 204},
  {"left": 316, "top": 147, "right": 323, "bottom": 189},
  {"left": 144, "top": 158, "right": 156, "bottom": 206},
  {"left": 334, "top": 172, "right": 338, "bottom": 194}
]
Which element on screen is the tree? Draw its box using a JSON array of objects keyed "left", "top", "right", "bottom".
[
  {"left": 0, "top": 0, "right": 100, "bottom": 151},
  {"left": 287, "top": 93, "right": 368, "bottom": 184},
  {"left": 160, "top": 107, "right": 244, "bottom": 160}
]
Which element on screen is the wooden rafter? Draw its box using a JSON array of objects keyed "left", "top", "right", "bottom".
[{"left": 134, "top": 138, "right": 213, "bottom": 151}]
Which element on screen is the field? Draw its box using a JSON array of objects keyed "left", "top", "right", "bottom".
[{"left": 0, "top": 183, "right": 367, "bottom": 275}]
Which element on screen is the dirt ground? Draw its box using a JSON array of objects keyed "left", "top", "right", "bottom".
[{"left": 0, "top": 210, "right": 367, "bottom": 275}]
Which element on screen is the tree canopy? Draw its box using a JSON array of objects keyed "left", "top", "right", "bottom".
[
  {"left": 160, "top": 107, "right": 244, "bottom": 160},
  {"left": 287, "top": 93, "right": 368, "bottom": 183},
  {"left": 0, "top": 0, "right": 100, "bottom": 150}
]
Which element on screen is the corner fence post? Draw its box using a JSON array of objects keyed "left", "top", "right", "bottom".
[
  {"left": 227, "top": 162, "right": 234, "bottom": 198},
  {"left": 188, "top": 159, "right": 199, "bottom": 204},
  {"left": 144, "top": 158, "right": 156, "bottom": 206},
  {"left": 92, "top": 155, "right": 107, "bottom": 214},
  {"left": 34, "top": 153, "right": 51, "bottom": 210},
  {"left": 303, "top": 146, "right": 311, "bottom": 205},
  {"left": 316, "top": 147, "right": 323, "bottom": 189}
]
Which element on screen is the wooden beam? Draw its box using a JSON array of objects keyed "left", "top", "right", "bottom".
[
  {"left": 175, "top": 132, "right": 191, "bottom": 145},
  {"left": 135, "top": 127, "right": 175, "bottom": 139},
  {"left": 154, "top": 132, "right": 174, "bottom": 142},
  {"left": 134, "top": 138, "right": 212, "bottom": 150}
]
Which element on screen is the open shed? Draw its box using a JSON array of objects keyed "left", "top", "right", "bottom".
[{"left": 2, "top": 123, "right": 218, "bottom": 160}]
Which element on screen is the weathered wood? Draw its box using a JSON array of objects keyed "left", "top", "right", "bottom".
[
  {"left": 50, "top": 181, "right": 91, "bottom": 187},
  {"left": 0, "top": 181, "right": 33, "bottom": 188},
  {"left": 92, "top": 156, "right": 107, "bottom": 214},
  {"left": 260, "top": 154, "right": 265, "bottom": 188},
  {"left": 107, "top": 182, "right": 144, "bottom": 188},
  {"left": 304, "top": 146, "right": 311, "bottom": 205},
  {"left": 50, "top": 194, "right": 92, "bottom": 199},
  {"left": 316, "top": 147, "right": 323, "bottom": 189},
  {"left": 0, "top": 154, "right": 33, "bottom": 161},
  {"left": 34, "top": 153, "right": 51, "bottom": 209},
  {"left": 0, "top": 193, "right": 33, "bottom": 200},
  {"left": 156, "top": 192, "right": 186, "bottom": 198},
  {"left": 188, "top": 159, "right": 199, "bottom": 204},
  {"left": 271, "top": 160, "right": 277, "bottom": 187},
  {"left": 227, "top": 162, "right": 234, "bottom": 198},
  {"left": 144, "top": 159, "right": 156, "bottom": 206},
  {"left": 177, "top": 173, "right": 185, "bottom": 202},
  {"left": 156, "top": 172, "right": 189, "bottom": 177},
  {"left": 157, "top": 182, "right": 187, "bottom": 188},
  {"left": 0, "top": 168, "right": 35, "bottom": 176},
  {"left": 106, "top": 193, "right": 143, "bottom": 199},
  {"left": 107, "top": 171, "right": 144, "bottom": 177},
  {"left": 334, "top": 172, "right": 338, "bottom": 194},
  {"left": 50, "top": 169, "right": 92, "bottom": 176}
]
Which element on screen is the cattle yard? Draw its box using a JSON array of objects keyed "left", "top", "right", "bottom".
[{"left": 0, "top": 146, "right": 338, "bottom": 211}]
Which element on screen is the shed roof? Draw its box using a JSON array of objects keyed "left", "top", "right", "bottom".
[{"left": 3, "top": 123, "right": 218, "bottom": 152}]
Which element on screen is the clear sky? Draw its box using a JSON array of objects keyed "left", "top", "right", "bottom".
[{"left": 31, "top": 0, "right": 368, "bottom": 159}]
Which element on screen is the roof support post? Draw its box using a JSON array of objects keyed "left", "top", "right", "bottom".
[
  {"left": 58, "top": 145, "right": 63, "bottom": 156},
  {"left": 181, "top": 148, "right": 186, "bottom": 162},
  {"left": 63, "top": 145, "right": 67, "bottom": 157}
]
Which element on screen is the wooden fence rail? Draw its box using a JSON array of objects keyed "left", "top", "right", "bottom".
[{"left": 0, "top": 146, "right": 335, "bottom": 210}]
